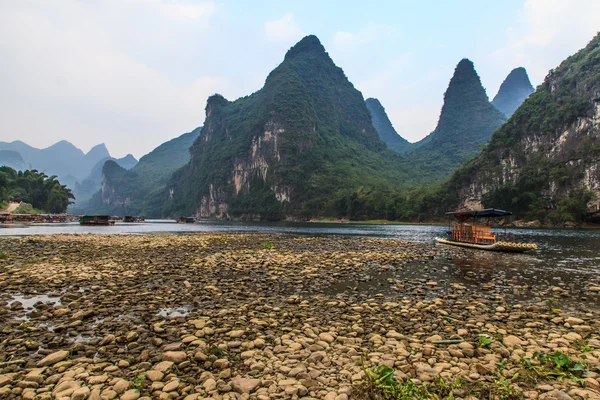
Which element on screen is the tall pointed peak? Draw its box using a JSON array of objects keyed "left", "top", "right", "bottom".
[
  {"left": 365, "top": 98, "right": 383, "bottom": 108},
  {"left": 443, "top": 58, "right": 489, "bottom": 104},
  {"left": 492, "top": 67, "right": 534, "bottom": 117},
  {"left": 86, "top": 143, "right": 110, "bottom": 158},
  {"left": 284, "top": 35, "right": 327, "bottom": 61},
  {"left": 88, "top": 143, "right": 108, "bottom": 152},
  {"left": 455, "top": 58, "right": 475, "bottom": 71}
]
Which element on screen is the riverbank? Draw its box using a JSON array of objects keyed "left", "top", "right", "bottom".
[
  {"left": 308, "top": 217, "right": 600, "bottom": 230},
  {"left": 0, "top": 233, "right": 599, "bottom": 400}
]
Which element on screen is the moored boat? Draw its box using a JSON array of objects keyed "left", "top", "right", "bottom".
[
  {"left": 436, "top": 208, "right": 537, "bottom": 253},
  {"left": 176, "top": 216, "right": 196, "bottom": 223},
  {"left": 80, "top": 215, "right": 115, "bottom": 226}
]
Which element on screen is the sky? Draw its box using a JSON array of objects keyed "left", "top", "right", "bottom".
[{"left": 1, "top": 0, "right": 599, "bottom": 159}]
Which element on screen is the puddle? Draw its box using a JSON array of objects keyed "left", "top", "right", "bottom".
[
  {"left": 157, "top": 306, "right": 192, "bottom": 317},
  {"left": 9, "top": 294, "right": 62, "bottom": 309}
]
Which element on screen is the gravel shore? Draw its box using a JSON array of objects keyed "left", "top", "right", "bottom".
[{"left": 0, "top": 233, "right": 599, "bottom": 399}]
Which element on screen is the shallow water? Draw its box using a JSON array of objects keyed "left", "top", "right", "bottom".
[
  {"left": 1, "top": 220, "right": 598, "bottom": 307},
  {"left": 8, "top": 294, "right": 62, "bottom": 309}
]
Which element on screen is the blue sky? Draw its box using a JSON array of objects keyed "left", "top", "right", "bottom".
[{"left": 1, "top": 0, "right": 599, "bottom": 158}]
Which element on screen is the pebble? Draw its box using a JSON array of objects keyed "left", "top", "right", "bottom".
[{"left": 0, "top": 234, "right": 597, "bottom": 400}]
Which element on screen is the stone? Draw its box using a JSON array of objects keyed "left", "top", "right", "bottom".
[
  {"left": 231, "top": 377, "right": 261, "bottom": 394},
  {"left": 99, "top": 334, "right": 116, "bottom": 346},
  {"left": 113, "top": 379, "right": 130, "bottom": 393},
  {"left": 240, "top": 350, "right": 255, "bottom": 359},
  {"left": 72, "top": 386, "right": 91, "bottom": 400},
  {"left": 228, "top": 330, "right": 245, "bottom": 338},
  {"left": 163, "top": 379, "right": 180, "bottom": 392},
  {"left": 37, "top": 350, "right": 69, "bottom": 366},
  {"left": 52, "top": 380, "right": 80, "bottom": 397},
  {"left": 24, "top": 369, "right": 45, "bottom": 385},
  {"left": 324, "top": 392, "right": 337, "bottom": 400},
  {"left": 0, "top": 373, "right": 17, "bottom": 387},
  {"left": 162, "top": 351, "right": 187, "bottom": 364},
  {"left": 126, "top": 331, "right": 139, "bottom": 342},
  {"left": 565, "top": 317, "right": 584, "bottom": 325},
  {"left": 502, "top": 335, "right": 522, "bottom": 348},
  {"left": 88, "top": 375, "right": 109, "bottom": 384},
  {"left": 474, "top": 364, "right": 490, "bottom": 375},
  {"left": 548, "top": 390, "right": 574, "bottom": 400},
  {"left": 319, "top": 332, "right": 335, "bottom": 343},
  {"left": 152, "top": 361, "right": 174, "bottom": 372},
  {"left": 120, "top": 389, "right": 141, "bottom": 400},
  {"left": 145, "top": 371, "right": 164, "bottom": 382},
  {"left": 584, "top": 377, "right": 600, "bottom": 391},
  {"left": 203, "top": 378, "right": 217, "bottom": 392}
]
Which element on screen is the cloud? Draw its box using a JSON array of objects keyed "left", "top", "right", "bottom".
[
  {"left": 490, "top": 0, "right": 600, "bottom": 85},
  {"left": 264, "top": 13, "right": 305, "bottom": 43},
  {"left": 0, "top": 0, "right": 222, "bottom": 159},
  {"left": 141, "top": 0, "right": 216, "bottom": 20},
  {"left": 331, "top": 24, "right": 396, "bottom": 54}
]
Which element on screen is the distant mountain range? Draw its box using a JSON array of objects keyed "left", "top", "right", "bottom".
[
  {"left": 81, "top": 128, "right": 201, "bottom": 216},
  {"left": 0, "top": 140, "right": 137, "bottom": 204},
  {"left": 7, "top": 31, "right": 593, "bottom": 225}
]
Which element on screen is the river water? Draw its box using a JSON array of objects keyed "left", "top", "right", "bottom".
[{"left": 1, "top": 220, "right": 599, "bottom": 308}]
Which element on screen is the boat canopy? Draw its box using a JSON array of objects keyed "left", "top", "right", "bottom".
[{"left": 446, "top": 208, "right": 512, "bottom": 221}]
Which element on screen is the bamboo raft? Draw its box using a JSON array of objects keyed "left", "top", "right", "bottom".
[
  {"left": 436, "top": 238, "right": 537, "bottom": 253},
  {"left": 438, "top": 209, "right": 537, "bottom": 253}
]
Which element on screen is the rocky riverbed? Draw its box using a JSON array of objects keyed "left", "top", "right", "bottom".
[{"left": 0, "top": 233, "right": 599, "bottom": 399}]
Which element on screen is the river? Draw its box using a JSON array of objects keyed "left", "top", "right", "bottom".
[{"left": 1, "top": 220, "right": 599, "bottom": 308}]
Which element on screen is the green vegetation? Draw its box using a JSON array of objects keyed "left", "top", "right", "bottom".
[
  {"left": 479, "top": 335, "right": 494, "bottom": 348},
  {"left": 365, "top": 98, "right": 414, "bottom": 154},
  {"left": 260, "top": 241, "right": 274, "bottom": 249},
  {"left": 0, "top": 166, "right": 74, "bottom": 213},
  {"left": 357, "top": 354, "right": 591, "bottom": 400},
  {"left": 79, "top": 34, "right": 599, "bottom": 224},
  {"left": 132, "top": 374, "right": 146, "bottom": 391},
  {"left": 358, "top": 364, "right": 434, "bottom": 399},
  {"left": 356, "top": 363, "right": 527, "bottom": 400},
  {"left": 0, "top": 252, "right": 6, "bottom": 259},
  {"left": 435, "top": 33, "right": 600, "bottom": 223},
  {"left": 521, "top": 351, "right": 587, "bottom": 384},
  {"left": 166, "top": 35, "right": 415, "bottom": 219},
  {"left": 80, "top": 128, "right": 200, "bottom": 216},
  {"left": 405, "top": 59, "right": 506, "bottom": 182}
]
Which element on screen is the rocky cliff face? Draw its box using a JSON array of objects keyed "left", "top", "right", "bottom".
[
  {"left": 165, "top": 35, "right": 411, "bottom": 220},
  {"left": 365, "top": 98, "right": 414, "bottom": 153},
  {"left": 492, "top": 67, "right": 534, "bottom": 118},
  {"left": 449, "top": 34, "right": 600, "bottom": 222},
  {"left": 72, "top": 154, "right": 138, "bottom": 205}
]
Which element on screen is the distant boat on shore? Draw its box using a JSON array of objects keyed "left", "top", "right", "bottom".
[
  {"left": 80, "top": 215, "right": 115, "bottom": 226},
  {"left": 177, "top": 216, "right": 196, "bottom": 223}
]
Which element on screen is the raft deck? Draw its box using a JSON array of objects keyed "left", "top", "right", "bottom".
[{"left": 436, "top": 238, "right": 535, "bottom": 253}]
